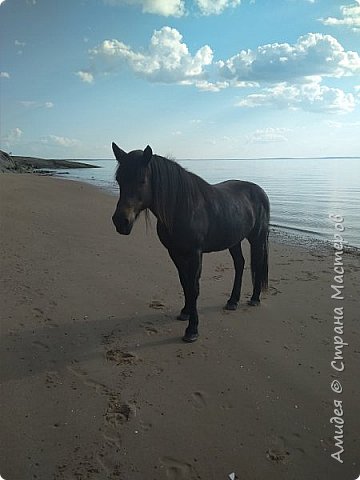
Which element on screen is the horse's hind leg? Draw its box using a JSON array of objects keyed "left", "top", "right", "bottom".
[
  {"left": 225, "top": 242, "right": 244, "bottom": 310},
  {"left": 248, "top": 233, "right": 268, "bottom": 306}
]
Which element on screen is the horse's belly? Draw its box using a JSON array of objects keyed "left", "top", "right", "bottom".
[{"left": 202, "top": 228, "right": 247, "bottom": 253}]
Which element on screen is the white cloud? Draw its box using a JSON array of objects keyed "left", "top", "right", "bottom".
[
  {"left": 320, "top": 1, "right": 360, "bottom": 32},
  {"left": 0, "top": 71, "right": 10, "bottom": 78},
  {"left": 326, "top": 119, "right": 360, "bottom": 128},
  {"left": 193, "top": 80, "right": 229, "bottom": 91},
  {"left": 103, "top": 0, "right": 242, "bottom": 16},
  {"left": 76, "top": 70, "right": 94, "bottom": 84},
  {"left": 195, "top": 0, "right": 241, "bottom": 15},
  {"left": 103, "top": 0, "right": 185, "bottom": 17},
  {"left": 218, "top": 33, "right": 360, "bottom": 83},
  {"left": 237, "top": 79, "right": 356, "bottom": 113},
  {"left": 248, "top": 127, "right": 289, "bottom": 144},
  {"left": 87, "top": 30, "right": 360, "bottom": 88},
  {"left": 2, "top": 128, "right": 23, "bottom": 147},
  {"left": 91, "top": 27, "right": 213, "bottom": 84},
  {"left": 41, "top": 135, "right": 81, "bottom": 148},
  {"left": 0, "top": 0, "right": 7, "bottom": 5},
  {"left": 20, "top": 100, "right": 54, "bottom": 109},
  {"left": 84, "top": 28, "right": 359, "bottom": 114},
  {"left": 15, "top": 39, "right": 26, "bottom": 55}
]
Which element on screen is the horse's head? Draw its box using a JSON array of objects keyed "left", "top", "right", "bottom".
[{"left": 112, "top": 142, "right": 153, "bottom": 235}]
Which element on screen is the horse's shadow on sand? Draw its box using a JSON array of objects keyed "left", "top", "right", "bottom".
[{"left": 1, "top": 301, "right": 252, "bottom": 384}]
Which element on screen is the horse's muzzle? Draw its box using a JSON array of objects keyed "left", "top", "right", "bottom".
[{"left": 112, "top": 215, "right": 133, "bottom": 235}]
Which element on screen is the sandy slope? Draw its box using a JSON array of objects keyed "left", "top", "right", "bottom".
[{"left": 0, "top": 173, "right": 359, "bottom": 480}]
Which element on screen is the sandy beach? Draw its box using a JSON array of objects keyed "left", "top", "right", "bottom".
[{"left": 0, "top": 173, "right": 359, "bottom": 480}]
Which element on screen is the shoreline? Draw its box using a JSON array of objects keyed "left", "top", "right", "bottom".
[
  {"left": 49, "top": 171, "right": 360, "bottom": 254},
  {"left": 1, "top": 173, "right": 359, "bottom": 480},
  {"left": 49, "top": 165, "right": 360, "bottom": 253}
]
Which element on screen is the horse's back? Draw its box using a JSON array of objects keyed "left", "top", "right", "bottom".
[
  {"left": 214, "top": 178, "right": 265, "bottom": 195},
  {"left": 194, "top": 180, "right": 262, "bottom": 252},
  {"left": 214, "top": 179, "right": 269, "bottom": 215}
]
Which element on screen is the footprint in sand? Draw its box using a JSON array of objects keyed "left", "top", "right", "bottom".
[
  {"left": 145, "top": 326, "right": 159, "bottom": 335},
  {"left": 84, "top": 379, "right": 109, "bottom": 395},
  {"left": 139, "top": 420, "right": 153, "bottom": 432},
  {"left": 32, "top": 307, "right": 56, "bottom": 325},
  {"left": 45, "top": 371, "right": 63, "bottom": 389},
  {"left": 190, "top": 391, "right": 207, "bottom": 409},
  {"left": 141, "top": 321, "right": 159, "bottom": 335},
  {"left": 105, "top": 349, "right": 138, "bottom": 365},
  {"left": 265, "top": 434, "right": 303, "bottom": 465},
  {"left": 104, "top": 400, "right": 133, "bottom": 427},
  {"left": 160, "top": 457, "right": 196, "bottom": 480},
  {"left": 296, "top": 271, "right": 319, "bottom": 281},
  {"left": 67, "top": 365, "right": 109, "bottom": 395},
  {"left": 149, "top": 299, "right": 166, "bottom": 310},
  {"left": 33, "top": 340, "right": 50, "bottom": 350},
  {"left": 212, "top": 275, "right": 223, "bottom": 281},
  {"left": 269, "top": 286, "right": 282, "bottom": 296},
  {"left": 33, "top": 307, "right": 44, "bottom": 317},
  {"left": 215, "top": 264, "right": 230, "bottom": 272},
  {"left": 266, "top": 448, "right": 290, "bottom": 464},
  {"left": 96, "top": 451, "right": 122, "bottom": 476}
]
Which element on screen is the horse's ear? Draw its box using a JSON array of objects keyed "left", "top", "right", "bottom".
[
  {"left": 143, "top": 145, "right": 153, "bottom": 166},
  {"left": 112, "top": 142, "right": 127, "bottom": 162}
]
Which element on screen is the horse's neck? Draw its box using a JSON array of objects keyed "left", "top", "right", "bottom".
[{"left": 149, "top": 156, "right": 203, "bottom": 228}]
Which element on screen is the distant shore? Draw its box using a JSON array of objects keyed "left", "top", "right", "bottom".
[
  {"left": 0, "top": 173, "right": 359, "bottom": 480},
  {"left": 0, "top": 149, "right": 99, "bottom": 173}
]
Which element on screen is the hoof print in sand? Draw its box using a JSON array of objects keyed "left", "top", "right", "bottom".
[{"left": 105, "top": 349, "right": 137, "bottom": 365}]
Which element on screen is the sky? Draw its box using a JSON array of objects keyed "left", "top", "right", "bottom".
[{"left": 0, "top": 0, "right": 360, "bottom": 159}]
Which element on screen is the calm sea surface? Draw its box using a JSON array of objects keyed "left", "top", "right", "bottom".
[{"left": 57, "top": 157, "right": 360, "bottom": 249}]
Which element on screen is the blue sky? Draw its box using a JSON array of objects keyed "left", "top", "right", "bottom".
[{"left": 0, "top": 0, "right": 359, "bottom": 158}]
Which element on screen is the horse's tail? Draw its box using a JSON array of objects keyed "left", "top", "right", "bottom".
[{"left": 250, "top": 188, "right": 270, "bottom": 292}]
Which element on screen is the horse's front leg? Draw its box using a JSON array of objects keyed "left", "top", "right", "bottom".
[
  {"left": 168, "top": 249, "right": 191, "bottom": 321},
  {"left": 182, "top": 250, "right": 203, "bottom": 343}
]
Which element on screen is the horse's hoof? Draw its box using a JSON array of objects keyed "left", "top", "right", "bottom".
[
  {"left": 182, "top": 333, "right": 199, "bottom": 343},
  {"left": 247, "top": 299, "right": 260, "bottom": 306},
  {"left": 177, "top": 312, "right": 190, "bottom": 321},
  {"left": 225, "top": 302, "right": 238, "bottom": 311}
]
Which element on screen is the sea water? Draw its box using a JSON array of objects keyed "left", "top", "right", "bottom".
[{"left": 56, "top": 157, "right": 360, "bottom": 249}]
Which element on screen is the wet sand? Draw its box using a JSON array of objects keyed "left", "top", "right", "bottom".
[{"left": 0, "top": 173, "right": 359, "bottom": 480}]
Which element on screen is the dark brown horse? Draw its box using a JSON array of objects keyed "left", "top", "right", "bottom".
[{"left": 112, "top": 143, "right": 270, "bottom": 343}]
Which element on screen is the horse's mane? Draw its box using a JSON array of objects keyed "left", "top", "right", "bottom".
[{"left": 149, "top": 155, "right": 210, "bottom": 231}]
